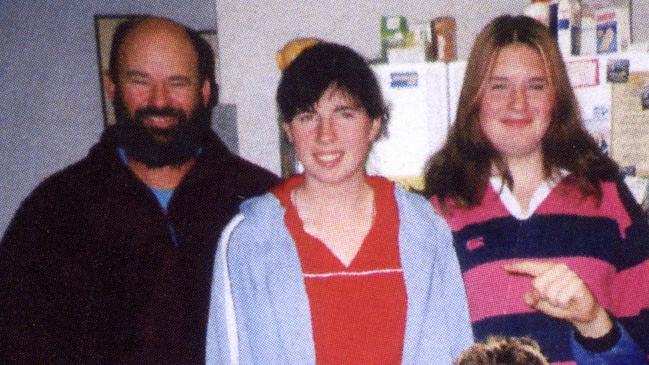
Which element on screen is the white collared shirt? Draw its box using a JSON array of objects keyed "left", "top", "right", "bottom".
[{"left": 489, "top": 169, "right": 569, "bottom": 220}]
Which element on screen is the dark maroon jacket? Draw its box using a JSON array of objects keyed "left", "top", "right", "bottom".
[{"left": 0, "top": 127, "right": 278, "bottom": 364}]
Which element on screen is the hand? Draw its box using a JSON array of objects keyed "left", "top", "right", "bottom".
[{"left": 505, "top": 261, "right": 613, "bottom": 338}]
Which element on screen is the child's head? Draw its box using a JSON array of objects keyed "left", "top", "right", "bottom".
[{"left": 454, "top": 336, "right": 549, "bottom": 365}]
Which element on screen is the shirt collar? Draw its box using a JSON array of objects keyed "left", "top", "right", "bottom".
[{"left": 489, "top": 169, "right": 569, "bottom": 220}]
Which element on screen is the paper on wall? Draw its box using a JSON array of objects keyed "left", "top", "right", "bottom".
[{"left": 611, "top": 71, "right": 649, "bottom": 176}]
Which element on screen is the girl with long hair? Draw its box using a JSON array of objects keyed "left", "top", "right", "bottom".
[{"left": 425, "top": 15, "right": 648, "bottom": 364}]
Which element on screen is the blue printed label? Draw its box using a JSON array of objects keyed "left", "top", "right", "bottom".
[{"left": 390, "top": 72, "right": 418, "bottom": 88}]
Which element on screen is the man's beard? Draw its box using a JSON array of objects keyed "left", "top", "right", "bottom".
[{"left": 112, "top": 91, "right": 211, "bottom": 168}]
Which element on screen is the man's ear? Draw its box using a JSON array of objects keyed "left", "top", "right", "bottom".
[
  {"left": 103, "top": 70, "right": 116, "bottom": 101},
  {"left": 201, "top": 79, "right": 211, "bottom": 107},
  {"left": 282, "top": 122, "right": 294, "bottom": 143}
]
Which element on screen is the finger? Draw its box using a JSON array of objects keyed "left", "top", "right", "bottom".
[
  {"left": 552, "top": 279, "right": 579, "bottom": 309},
  {"left": 538, "top": 266, "right": 575, "bottom": 307},
  {"left": 504, "top": 261, "right": 556, "bottom": 277},
  {"left": 533, "top": 298, "right": 572, "bottom": 320},
  {"left": 563, "top": 279, "right": 598, "bottom": 318},
  {"left": 530, "top": 264, "right": 568, "bottom": 298},
  {"left": 524, "top": 289, "right": 541, "bottom": 307}
]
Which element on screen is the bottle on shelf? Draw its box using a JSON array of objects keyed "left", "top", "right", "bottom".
[{"left": 557, "top": 0, "right": 582, "bottom": 57}]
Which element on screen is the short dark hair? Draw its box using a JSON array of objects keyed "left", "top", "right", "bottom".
[
  {"left": 276, "top": 42, "right": 387, "bottom": 131},
  {"left": 108, "top": 16, "right": 218, "bottom": 107}
]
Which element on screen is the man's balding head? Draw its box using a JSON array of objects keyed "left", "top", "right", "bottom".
[{"left": 108, "top": 16, "right": 216, "bottom": 107}]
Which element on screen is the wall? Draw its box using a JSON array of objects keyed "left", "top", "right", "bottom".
[
  {"left": 0, "top": 1, "right": 218, "bottom": 235},
  {"left": 218, "top": 0, "right": 649, "bottom": 176}
]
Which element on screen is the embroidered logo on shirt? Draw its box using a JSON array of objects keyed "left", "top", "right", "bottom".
[{"left": 466, "top": 237, "right": 485, "bottom": 251}]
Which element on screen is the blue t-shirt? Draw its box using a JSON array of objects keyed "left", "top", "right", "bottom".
[
  {"left": 117, "top": 147, "right": 178, "bottom": 245},
  {"left": 117, "top": 147, "right": 175, "bottom": 209}
]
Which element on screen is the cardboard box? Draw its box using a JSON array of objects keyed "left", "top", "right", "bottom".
[
  {"left": 381, "top": 16, "right": 408, "bottom": 59},
  {"left": 595, "top": 6, "right": 631, "bottom": 54}
]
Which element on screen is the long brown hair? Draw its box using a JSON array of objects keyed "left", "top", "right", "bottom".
[{"left": 424, "top": 15, "right": 618, "bottom": 208}]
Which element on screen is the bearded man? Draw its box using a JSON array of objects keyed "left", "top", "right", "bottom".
[{"left": 0, "top": 16, "right": 277, "bottom": 364}]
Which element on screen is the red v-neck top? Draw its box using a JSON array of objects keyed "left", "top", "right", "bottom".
[{"left": 273, "top": 175, "right": 407, "bottom": 365}]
